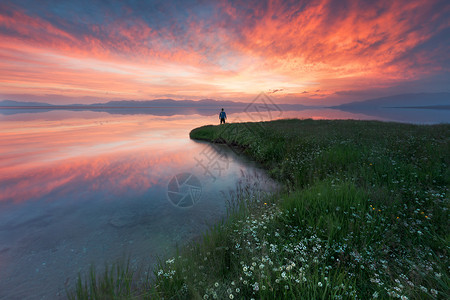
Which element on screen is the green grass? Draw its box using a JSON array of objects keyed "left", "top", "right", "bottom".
[{"left": 71, "top": 119, "right": 449, "bottom": 299}]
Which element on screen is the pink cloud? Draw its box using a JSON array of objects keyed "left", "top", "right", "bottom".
[{"left": 0, "top": 0, "right": 448, "bottom": 104}]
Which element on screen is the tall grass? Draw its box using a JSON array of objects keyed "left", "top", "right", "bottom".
[
  {"left": 72, "top": 119, "right": 449, "bottom": 299},
  {"left": 67, "top": 259, "right": 136, "bottom": 300}
]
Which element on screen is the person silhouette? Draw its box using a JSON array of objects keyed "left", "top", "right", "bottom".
[{"left": 219, "top": 108, "right": 227, "bottom": 124}]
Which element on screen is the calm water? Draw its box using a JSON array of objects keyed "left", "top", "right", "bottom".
[{"left": 0, "top": 107, "right": 448, "bottom": 299}]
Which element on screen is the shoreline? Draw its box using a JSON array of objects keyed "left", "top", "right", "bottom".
[{"left": 72, "top": 119, "right": 449, "bottom": 299}]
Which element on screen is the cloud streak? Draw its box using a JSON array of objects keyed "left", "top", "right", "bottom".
[{"left": 0, "top": 0, "right": 448, "bottom": 104}]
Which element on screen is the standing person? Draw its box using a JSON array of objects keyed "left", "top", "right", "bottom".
[{"left": 219, "top": 108, "right": 227, "bottom": 124}]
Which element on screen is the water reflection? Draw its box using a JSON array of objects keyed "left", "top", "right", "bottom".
[
  {"left": 332, "top": 107, "right": 450, "bottom": 124},
  {"left": 0, "top": 107, "right": 448, "bottom": 299},
  {"left": 0, "top": 111, "right": 280, "bottom": 299}
]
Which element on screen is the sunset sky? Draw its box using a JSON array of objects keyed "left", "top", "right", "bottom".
[{"left": 0, "top": 0, "right": 449, "bottom": 105}]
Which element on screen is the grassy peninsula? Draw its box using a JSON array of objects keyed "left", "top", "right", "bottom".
[{"left": 72, "top": 119, "right": 449, "bottom": 299}]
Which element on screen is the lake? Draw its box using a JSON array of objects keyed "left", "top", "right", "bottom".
[{"left": 0, "top": 106, "right": 448, "bottom": 299}]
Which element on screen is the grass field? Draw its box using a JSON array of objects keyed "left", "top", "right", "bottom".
[{"left": 71, "top": 119, "right": 449, "bottom": 299}]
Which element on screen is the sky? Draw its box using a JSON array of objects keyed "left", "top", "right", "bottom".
[{"left": 0, "top": 0, "right": 449, "bottom": 105}]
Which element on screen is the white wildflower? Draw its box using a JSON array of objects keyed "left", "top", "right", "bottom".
[{"left": 253, "top": 282, "right": 259, "bottom": 291}]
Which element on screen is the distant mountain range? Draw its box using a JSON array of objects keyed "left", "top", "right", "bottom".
[
  {"left": 333, "top": 92, "right": 450, "bottom": 109},
  {"left": 0, "top": 98, "right": 244, "bottom": 107},
  {"left": 2, "top": 93, "right": 449, "bottom": 117},
  {"left": 2, "top": 93, "right": 449, "bottom": 109},
  {"left": 0, "top": 100, "right": 54, "bottom": 107},
  {"left": 0, "top": 98, "right": 311, "bottom": 108},
  {"left": 0, "top": 98, "right": 311, "bottom": 116}
]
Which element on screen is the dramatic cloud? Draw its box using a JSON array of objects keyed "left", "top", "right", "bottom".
[{"left": 0, "top": 0, "right": 448, "bottom": 104}]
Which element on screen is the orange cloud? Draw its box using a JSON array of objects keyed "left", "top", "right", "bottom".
[
  {"left": 0, "top": 0, "right": 448, "bottom": 104},
  {"left": 231, "top": 0, "right": 446, "bottom": 81}
]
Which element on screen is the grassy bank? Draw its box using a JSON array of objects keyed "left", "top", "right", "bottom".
[{"left": 72, "top": 119, "right": 449, "bottom": 299}]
